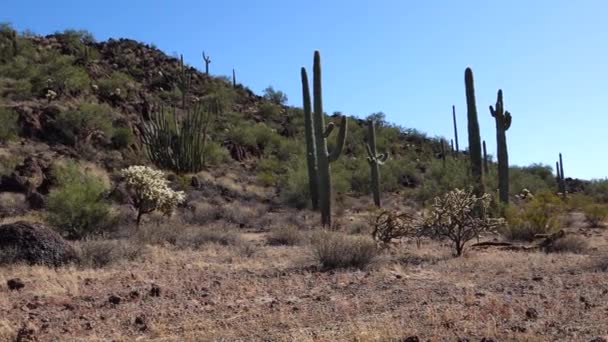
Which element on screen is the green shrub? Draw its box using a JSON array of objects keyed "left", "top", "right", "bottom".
[
  {"left": 97, "top": 71, "right": 132, "bottom": 99},
  {"left": 584, "top": 179, "right": 608, "bottom": 203},
  {"left": 311, "top": 230, "right": 378, "bottom": 270},
  {"left": 503, "top": 191, "right": 565, "bottom": 241},
  {"left": 262, "top": 86, "right": 288, "bottom": 105},
  {"left": 47, "top": 163, "right": 113, "bottom": 239},
  {"left": 258, "top": 102, "right": 282, "bottom": 121},
  {"left": 0, "top": 107, "right": 20, "bottom": 142},
  {"left": 203, "top": 141, "right": 229, "bottom": 166},
  {"left": 583, "top": 204, "right": 608, "bottom": 228},
  {"left": 280, "top": 158, "right": 310, "bottom": 209},
  {"left": 415, "top": 157, "right": 470, "bottom": 204},
  {"left": 111, "top": 126, "right": 133, "bottom": 149},
  {"left": 53, "top": 103, "right": 113, "bottom": 145}
]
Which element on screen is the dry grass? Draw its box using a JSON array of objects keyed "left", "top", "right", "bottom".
[
  {"left": 266, "top": 225, "right": 304, "bottom": 246},
  {"left": 1, "top": 221, "right": 607, "bottom": 341},
  {"left": 311, "top": 230, "right": 379, "bottom": 270}
]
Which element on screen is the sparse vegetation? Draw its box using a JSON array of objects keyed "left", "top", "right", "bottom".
[
  {"left": 311, "top": 230, "right": 378, "bottom": 270},
  {"left": 583, "top": 203, "right": 608, "bottom": 227},
  {"left": 266, "top": 226, "right": 303, "bottom": 246},
  {"left": 503, "top": 191, "right": 566, "bottom": 241}
]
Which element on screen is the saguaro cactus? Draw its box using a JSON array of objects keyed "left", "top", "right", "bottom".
[
  {"left": 452, "top": 105, "right": 459, "bottom": 152},
  {"left": 303, "top": 50, "right": 348, "bottom": 226},
  {"left": 556, "top": 161, "right": 562, "bottom": 192},
  {"left": 202, "top": 51, "right": 211, "bottom": 75},
  {"left": 464, "top": 68, "right": 485, "bottom": 198},
  {"left": 558, "top": 153, "right": 566, "bottom": 195},
  {"left": 366, "top": 119, "right": 389, "bottom": 207},
  {"left": 490, "top": 90, "right": 512, "bottom": 204},
  {"left": 232, "top": 69, "right": 236, "bottom": 87},
  {"left": 482, "top": 140, "right": 489, "bottom": 174},
  {"left": 301, "top": 67, "right": 319, "bottom": 210}
]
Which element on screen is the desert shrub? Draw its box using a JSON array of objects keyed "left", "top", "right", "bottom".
[
  {"left": 544, "top": 235, "right": 589, "bottom": 254},
  {"left": 186, "top": 202, "right": 222, "bottom": 225},
  {"left": 53, "top": 103, "right": 114, "bottom": 145},
  {"left": 183, "top": 228, "right": 242, "bottom": 248},
  {"left": 203, "top": 141, "right": 229, "bottom": 166},
  {"left": 280, "top": 158, "right": 311, "bottom": 208},
  {"left": 0, "top": 107, "right": 19, "bottom": 142},
  {"left": 311, "top": 230, "right": 378, "bottom": 270},
  {"left": 503, "top": 191, "right": 565, "bottom": 241},
  {"left": 111, "top": 126, "right": 133, "bottom": 149},
  {"left": 567, "top": 193, "right": 594, "bottom": 210},
  {"left": 371, "top": 209, "right": 418, "bottom": 245},
  {"left": 267, "top": 226, "right": 303, "bottom": 246},
  {"left": 420, "top": 188, "right": 504, "bottom": 256},
  {"left": 509, "top": 165, "right": 556, "bottom": 196},
  {"left": 262, "top": 86, "right": 288, "bottom": 105},
  {"left": 583, "top": 204, "right": 608, "bottom": 228},
  {"left": 584, "top": 179, "right": 608, "bottom": 203},
  {"left": 133, "top": 223, "right": 241, "bottom": 248},
  {"left": 97, "top": 71, "right": 133, "bottom": 99},
  {"left": 415, "top": 158, "right": 471, "bottom": 204},
  {"left": 77, "top": 239, "right": 143, "bottom": 268},
  {"left": 258, "top": 102, "right": 282, "bottom": 121},
  {"left": 120, "top": 165, "right": 186, "bottom": 226},
  {"left": 30, "top": 53, "right": 90, "bottom": 96},
  {"left": 47, "top": 164, "right": 113, "bottom": 239}
]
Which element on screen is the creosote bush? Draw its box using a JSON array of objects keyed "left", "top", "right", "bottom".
[
  {"left": 420, "top": 188, "right": 504, "bottom": 256},
  {"left": 503, "top": 191, "right": 565, "bottom": 241},
  {"left": 47, "top": 160, "right": 114, "bottom": 239},
  {"left": 311, "top": 230, "right": 378, "bottom": 270},
  {"left": 266, "top": 226, "right": 303, "bottom": 246},
  {"left": 583, "top": 204, "right": 608, "bottom": 228},
  {"left": 120, "top": 165, "right": 186, "bottom": 226}
]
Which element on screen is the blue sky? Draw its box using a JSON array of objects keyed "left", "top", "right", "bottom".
[{"left": 2, "top": 0, "right": 607, "bottom": 179}]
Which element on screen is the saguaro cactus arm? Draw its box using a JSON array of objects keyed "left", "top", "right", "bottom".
[{"left": 328, "top": 116, "right": 347, "bottom": 162}]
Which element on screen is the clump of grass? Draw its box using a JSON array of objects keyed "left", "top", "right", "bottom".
[
  {"left": 544, "top": 235, "right": 589, "bottom": 254},
  {"left": 76, "top": 239, "right": 143, "bottom": 268},
  {"left": 311, "top": 231, "right": 378, "bottom": 270},
  {"left": 132, "top": 223, "right": 242, "bottom": 249},
  {"left": 266, "top": 226, "right": 303, "bottom": 246}
]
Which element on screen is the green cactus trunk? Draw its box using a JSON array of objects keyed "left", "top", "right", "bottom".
[
  {"left": 464, "top": 68, "right": 485, "bottom": 199},
  {"left": 232, "top": 69, "right": 236, "bottom": 87},
  {"left": 490, "top": 90, "right": 512, "bottom": 204},
  {"left": 452, "top": 105, "right": 459, "bottom": 152},
  {"left": 556, "top": 161, "right": 561, "bottom": 192},
  {"left": 559, "top": 153, "right": 566, "bottom": 196},
  {"left": 482, "top": 140, "right": 489, "bottom": 175},
  {"left": 301, "top": 68, "right": 319, "bottom": 210},
  {"left": 307, "top": 51, "right": 347, "bottom": 226},
  {"left": 366, "top": 119, "right": 389, "bottom": 207}
]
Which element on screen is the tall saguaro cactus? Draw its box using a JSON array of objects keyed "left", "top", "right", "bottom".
[
  {"left": 490, "top": 90, "right": 512, "bottom": 204},
  {"left": 482, "top": 140, "right": 489, "bottom": 174},
  {"left": 202, "top": 51, "right": 211, "bottom": 75},
  {"left": 452, "top": 105, "right": 459, "bottom": 152},
  {"left": 558, "top": 153, "right": 566, "bottom": 195},
  {"left": 232, "top": 69, "right": 236, "bottom": 87},
  {"left": 366, "top": 119, "right": 389, "bottom": 207},
  {"left": 302, "top": 50, "right": 348, "bottom": 226},
  {"left": 464, "top": 68, "right": 485, "bottom": 198},
  {"left": 301, "top": 68, "right": 319, "bottom": 210}
]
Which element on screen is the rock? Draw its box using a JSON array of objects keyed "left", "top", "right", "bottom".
[
  {"left": 26, "top": 191, "right": 45, "bottom": 209},
  {"left": 149, "top": 284, "right": 161, "bottom": 297},
  {"left": 0, "top": 154, "right": 53, "bottom": 194},
  {"left": 108, "top": 295, "right": 122, "bottom": 305},
  {"left": 7, "top": 278, "right": 25, "bottom": 291},
  {"left": 0, "top": 221, "right": 78, "bottom": 266},
  {"left": 525, "top": 307, "right": 539, "bottom": 319},
  {"left": 191, "top": 176, "right": 200, "bottom": 188},
  {"left": 15, "top": 322, "right": 37, "bottom": 342},
  {"left": 400, "top": 337, "right": 419, "bottom": 342}
]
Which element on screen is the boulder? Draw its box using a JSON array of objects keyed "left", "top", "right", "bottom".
[{"left": 0, "top": 221, "right": 78, "bottom": 266}]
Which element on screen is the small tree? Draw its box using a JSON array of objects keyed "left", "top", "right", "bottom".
[
  {"left": 121, "top": 166, "right": 186, "bottom": 226},
  {"left": 420, "top": 188, "right": 504, "bottom": 256},
  {"left": 262, "top": 86, "right": 288, "bottom": 105}
]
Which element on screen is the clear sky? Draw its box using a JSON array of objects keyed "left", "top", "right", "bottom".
[{"left": 2, "top": 0, "right": 607, "bottom": 179}]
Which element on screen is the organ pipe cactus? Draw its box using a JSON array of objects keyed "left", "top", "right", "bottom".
[
  {"left": 365, "top": 119, "right": 389, "bottom": 207},
  {"left": 464, "top": 68, "right": 485, "bottom": 199},
  {"left": 301, "top": 50, "right": 348, "bottom": 226},
  {"left": 490, "top": 90, "right": 512, "bottom": 204}
]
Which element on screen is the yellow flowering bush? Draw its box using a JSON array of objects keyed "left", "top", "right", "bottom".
[{"left": 120, "top": 165, "right": 186, "bottom": 226}]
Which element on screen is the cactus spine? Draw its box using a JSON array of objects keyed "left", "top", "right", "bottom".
[
  {"left": 482, "top": 140, "right": 489, "bottom": 174},
  {"left": 366, "top": 119, "right": 389, "bottom": 207},
  {"left": 301, "top": 67, "right": 319, "bottom": 210},
  {"left": 452, "top": 105, "right": 459, "bottom": 152},
  {"left": 305, "top": 50, "right": 348, "bottom": 226},
  {"left": 490, "top": 90, "right": 512, "bottom": 204},
  {"left": 464, "top": 68, "right": 485, "bottom": 198}
]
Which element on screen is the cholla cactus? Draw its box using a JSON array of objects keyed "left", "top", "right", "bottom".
[
  {"left": 421, "top": 188, "right": 504, "bottom": 256},
  {"left": 120, "top": 165, "right": 186, "bottom": 226},
  {"left": 45, "top": 89, "right": 57, "bottom": 103}
]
